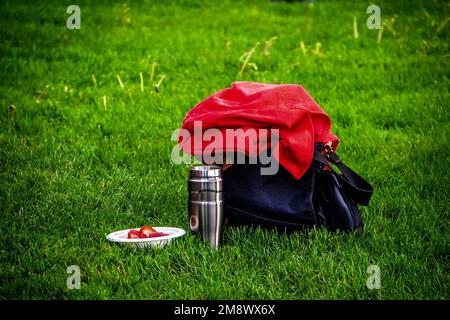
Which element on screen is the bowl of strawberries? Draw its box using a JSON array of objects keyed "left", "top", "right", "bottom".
[{"left": 106, "top": 225, "right": 186, "bottom": 248}]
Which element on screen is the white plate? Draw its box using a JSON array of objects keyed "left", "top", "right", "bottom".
[{"left": 106, "top": 227, "right": 186, "bottom": 249}]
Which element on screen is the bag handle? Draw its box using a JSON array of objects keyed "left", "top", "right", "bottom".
[{"left": 314, "top": 144, "right": 374, "bottom": 206}]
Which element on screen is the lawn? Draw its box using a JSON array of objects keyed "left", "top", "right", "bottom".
[{"left": 0, "top": 0, "right": 448, "bottom": 299}]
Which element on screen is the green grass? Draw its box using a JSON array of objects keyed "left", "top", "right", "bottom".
[{"left": 0, "top": 0, "right": 449, "bottom": 299}]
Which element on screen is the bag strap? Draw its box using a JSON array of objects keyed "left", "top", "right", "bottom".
[{"left": 314, "top": 149, "right": 373, "bottom": 206}]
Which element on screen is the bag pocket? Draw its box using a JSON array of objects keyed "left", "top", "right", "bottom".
[
  {"left": 223, "top": 162, "right": 319, "bottom": 228},
  {"left": 224, "top": 204, "right": 315, "bottom": 233},
  {"left": 314, "top": 168, "right": 364, "bottom": 232}
]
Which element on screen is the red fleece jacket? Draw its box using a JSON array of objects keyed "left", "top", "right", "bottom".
[{"left": 179, "top": 82, "right": 339, "bottom": 180}]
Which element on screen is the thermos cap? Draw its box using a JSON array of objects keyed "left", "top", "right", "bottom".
[{"left": 189, "top": 166, "right": 222, "bottom": 178}]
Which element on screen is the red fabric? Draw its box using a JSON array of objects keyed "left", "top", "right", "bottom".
[{"left": 179, "top": 82, "right": 339, "bottom": 179}]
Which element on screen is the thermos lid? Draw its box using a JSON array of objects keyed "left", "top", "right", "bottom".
[{"left": 189, "top": 166, "right": 222, "bottom": 178}]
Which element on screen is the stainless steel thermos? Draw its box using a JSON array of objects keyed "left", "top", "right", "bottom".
[{"left": 188, "top": 166, "right": 223, "bottom": 247}]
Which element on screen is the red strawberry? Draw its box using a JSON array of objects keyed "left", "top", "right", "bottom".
[
  {"left": 127, "top": 229, "right": 141, "bottom": 239},
  {"left": 139, "top": 225, "right": 157, "bottom": 238},
  {"left": 148, "top": 232, "right": 168, "bottom": 238}
]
